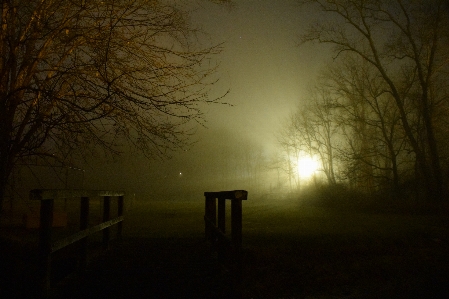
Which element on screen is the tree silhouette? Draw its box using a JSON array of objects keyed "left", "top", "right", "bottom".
[
  {"left": 326, "top": 56, "right": 410, "bottom": 192},
  {"left": 0, "top": 0, "right": 230, "bottom": 212},
  {"left": 300, "top": 0, "right": 449, "bottom": 200}
]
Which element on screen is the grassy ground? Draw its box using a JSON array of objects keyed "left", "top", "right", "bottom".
[
  {"left": 1, "top": 191, "right": 449, "bottom": 298},
  {"left": 241, "top": 196, "right": 449, "bottom": 298},
  {"left": 110, "top": 193, "right": 449, "bottom": 298}
]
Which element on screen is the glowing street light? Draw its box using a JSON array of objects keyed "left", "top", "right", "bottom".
[{"left": 296, "top": 156, "right": 318, "bottom": 179}]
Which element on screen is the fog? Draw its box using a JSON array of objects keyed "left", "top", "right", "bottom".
[
  {"left": 13, "top": 0, "right": 328, "bottom": 199},
  {"left": 190, "top": 0, "right": 324, "bottom": 149},
  {"left": 8, "top": 0, "right": 445, "bottom": 202},
  {"left": 3, "top": 2, "right": 449, "bottom": 298},
  {"left": 113, "top": 0, "right": 329, "bottom": 198}
]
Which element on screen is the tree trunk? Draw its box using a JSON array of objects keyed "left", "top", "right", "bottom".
[
  {"left": 0, "top": 156, "right": 11, "bottom": 215},
  {"left": 0, "top": 116, "right": 13, "bottom": 215},
  {"left": 422, "top": 95, "right": 444, "bottom": 201}
]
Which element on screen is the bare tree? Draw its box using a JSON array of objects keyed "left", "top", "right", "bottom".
[
  {"left": 0, "top": 0, "right": 231, "bottom": 212},
  {"left": 303, "top": 90, "right": 340, "bottom": 185},
  {"left": 277, "top": 92, "right": 341, "bottom": 190},
  {"left": 326, "top": 56, "right": 412, "bottom": 192},
  {"left": 300, "top": 0, "right": 449, "bottom": 200},
  {"left": 277, "top": 113, "right": 304, "bottom": 191}
]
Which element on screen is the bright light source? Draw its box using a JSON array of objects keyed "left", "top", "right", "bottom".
[{"left": 297, "top": 156, "right": 318, "bottom": 179}]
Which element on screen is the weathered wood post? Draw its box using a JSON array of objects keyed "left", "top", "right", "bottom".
[
  {"left": 79, "top": 197, "right": 89, "bottom": 270},
  {"left": 230, "top": 190, "right": 246, "bottom": 298},
  {"left": 204, "top": 194, "right": 216, "bottom": 242},
  {"left": 31, "top": 189, "right": 125, "bottom": 297},
  {"left": 218, "top": 197, "right": 226, "bottom": 234},
  {"left": 203, "top": 190, "right": 247, "bottom": 247},
  {"left": 102, "top": 196, "right": 111, "bottom": 249},
  {"left": 38, "top": 196, "right": 54, "bottom": 298},
  {"left": 231, "top": 197, "right": 243, "bottom": 250},
  {"left": 233, "top": 193, "right": 244, "bottom": 294},
  {"left": 203, "top": 190, "right": 247, "bottom": 298},
  {"left": 117, "top": 195, "right": 124, "bottom": 240},
  {"left": 217, "top": 196, "right": 227, "bottom": 262}
]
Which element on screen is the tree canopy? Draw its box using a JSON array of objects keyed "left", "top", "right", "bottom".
[
  {"left": 286, "top": 0, "right": 449, "bottom": 199},
  {"left": 0, "top": 0, "right": 230, "bottom": 210}
]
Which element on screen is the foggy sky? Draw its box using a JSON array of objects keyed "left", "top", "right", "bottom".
[
  {"left": 192, "top": 0, "right": 324, "bottom": 146},
  {"left": 84, "top": 1, "right": 330, "bottom": 196},
  {"left": 159, "top": 1, "right": 328, "bottom": 181}
]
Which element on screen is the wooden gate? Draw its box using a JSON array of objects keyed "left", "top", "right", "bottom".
[
  {"left": 203, "top": 190, "right": 248, "bottom": 296},
  {"left": 30, "top": 189, "right": 125, "bottom": 297}
]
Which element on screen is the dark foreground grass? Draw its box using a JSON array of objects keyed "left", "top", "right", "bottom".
[
  {"left": 1, "top": 193, "right": 449, "bottom": 298},
  {"left": 240, "top": 194, "right": 449, "bottom": 298}
]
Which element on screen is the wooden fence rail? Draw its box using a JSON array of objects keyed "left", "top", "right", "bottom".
[
  {"left": 204, "top": 190, "right": 248, "bottom": 249},
  {"left": 29, "top": 189, "right": 125, "bottom": 297},
  {"left": 204, "top": 190, "right": 248, "bottom": 297}
]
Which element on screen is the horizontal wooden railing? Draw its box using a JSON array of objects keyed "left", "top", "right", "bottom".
[{"left": 30, "top": 189, "right": 125, "bottom": 297}]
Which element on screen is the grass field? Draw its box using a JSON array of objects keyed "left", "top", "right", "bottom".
[
  {"left": 1, "top": 190, "right": 449, "bottom": 298},
  {"left": 242, "top": 197, "right": 449, "bottom": 298},
  {"left": 120, "top": 191, "right": 449, "bottom": 298}
]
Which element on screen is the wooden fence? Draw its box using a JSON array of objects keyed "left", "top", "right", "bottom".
[
  {"left": 29, "top": 189, "right": 125, "bottom": 297},
  {"left": 204, "top": 190, "right": 248, "bottom": 297}
]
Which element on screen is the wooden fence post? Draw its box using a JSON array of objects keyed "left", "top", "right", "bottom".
[
  {"left": 31, "top": 189, "right": 125, "bottom": 297},
  {"left": 217, "top": 197, "right": 227, "bottom": 262},
  {"left": 218, "top": 197, "right": 226, "bottom": 233},
  {"left": 103, "top": 196, "right": 111, "bottom": 249},
  {"left": 231, "top": 198, "right": 243, "bottom": 250},
  {"left": 231, "top": 197, "right": 243, "bottom": 297},
  {"left": 117, "top": 195, "right": 124, "bottom": 240},
  {"left": 204, "top": 195, "right": 216, "bottom": 242},
  {"left": 203, "top": 190, "right": 247, "bottom": 298},
  {"left": 38, "top": 198, "right": 54, "bottom": 297},
  {"left": 79, "top": 197, "right": 89, "bottom": 270}
]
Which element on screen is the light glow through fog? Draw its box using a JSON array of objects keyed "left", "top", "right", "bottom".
[{"left": 297, "top": 156, "right": 318, "bottom": 179}]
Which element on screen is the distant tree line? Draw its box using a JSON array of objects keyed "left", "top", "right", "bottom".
[{"left": 279, "top": 0, "right": 449, "bottom": 200}]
